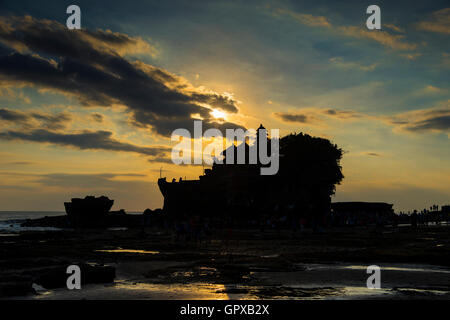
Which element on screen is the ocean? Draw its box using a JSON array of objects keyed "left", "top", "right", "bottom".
[
  {"left": 0, "top": 211, "right": 65, "bottom": 233},
  {"left": 0, "top": 210, "right": 143, "bottom": 233},
  {"left": 0, "top": 211, "right": 65, "bottom": 221}
]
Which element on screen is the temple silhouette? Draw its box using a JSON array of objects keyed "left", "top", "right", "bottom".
[{"left": 158, "top": 125, "right": 344, "bottom": 221}]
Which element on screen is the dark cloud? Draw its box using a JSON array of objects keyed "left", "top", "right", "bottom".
[
  {"left": 274, "top": 112, "right": 309, "bottom": 123},
  {"left": 0, "top": 107, "right": 71, "bottom": 129},
  {"left": 5, "top": 161, "right": 36, "bottom": 165},
  {"left": 0, "top": 16, "right": 242, "bottom": 136},
  {"left": 0, "top": 108, "right": 28, "bottom": 122},
  {"left": 324, "top": 108, "right": 361, "bottom": 119},
  {"left": 388, "top": 107, "right": 450, "bottom": 134},
  {"left": 134, "top": 113, "right": 246, "bottom": 137},
  {"left": 276, "top": 106, "right": 450, "bottom": 136},
  {"left": 275, "top": 108, "right": 362, "bottom": 125},
  {"left": 148, "top": 157, "right": 175, "bottom": 164},
  {"left": 29, "top": 111, "right": 71, "bottom": 130},
  {"left": 190, "top": 92, "right": 239, "bottom": 113},
  {"left": 83, "top": 28, "right": 153, "bottom": 51},
  {"left": 0, "top": 129, "right": 170, "bottom": 156},
  {"left": 363, "top": 152, "right": 381, "bottom": 157},
  {"left": 403, "top": 115, "right": 450, "bottom": 132},
  {"left": 91, "top": 113, "right": 104, "bottom": 123}
]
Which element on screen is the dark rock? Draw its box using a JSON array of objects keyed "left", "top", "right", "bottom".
[
  {"left": 21, "top": 215, "right": 68, "bottom": 228},
  {"left": 0, "top": 275, "right": 33, "bottom": 297},
  {"left": 64, "top": 196, "right": 114, "bottom": 228}
]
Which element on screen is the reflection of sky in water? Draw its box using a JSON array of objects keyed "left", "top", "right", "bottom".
[
  {"left": 114, "top": 282, "right": 232, "bottom": 300},
  {"left": 0, "top": 221, "right": 62, "bottom": 233},
  {"left": 297, "top": 263, "right": 450, "bottom": 274},
  {"left": 338, "top": 286, "right": 392, "bottom": 299},
  {"left": 96, "top": 249, "right": 160, "bottom": 254},
  {"left": 394, "top": 288, "right": 450, "bottom": 296},
  {"left": 29, "top": 282, "right": 397, "bottom": 300},
  {"left": 19, "top": 262, "right": 450, "bottom": 300},
  {"left": 343, "top": 265, "right": 450, "bottom": 274},
  {"left": 30, "top": 281, "right": 251, "bottom": 300},
  {"left": 25, "top": 280, "right": 449, "bottom": 300}
]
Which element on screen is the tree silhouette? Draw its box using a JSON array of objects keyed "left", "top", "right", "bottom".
[{"left": 279, "top": 132, "right": 344, "bottom": 196}]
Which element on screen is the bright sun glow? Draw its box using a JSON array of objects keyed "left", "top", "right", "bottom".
[{"left": 211, "top": 109, "right": 226, "bottom": 119}]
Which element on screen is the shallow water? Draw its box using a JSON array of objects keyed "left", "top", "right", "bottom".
[
  {"left": 343, "top": 264, "right": 450, "bottom": 274},
  {"left": 0, "top": 211, "right": 64, "bottom": 221},
  {"left": 297, "top": 263, "right": 450, "bottom": 274},
  {"left": 25, "top": 282, "right": 427, "bottom": 300},
  {"left": 18, "top": 261, "right": 450, "bottom": 300},
  {"left": 0, "top": 221, "right": 62, "bottom": 233},
  {"left": 0, "top": 211, "right": 64, "bottom": 233},
  {"left": 96, "top": 249, "right": 160, "bottom": 254},
  {"left": 28, "top": 282, "right": 240, "bottom": 300}
]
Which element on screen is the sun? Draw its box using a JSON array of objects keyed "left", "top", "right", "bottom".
[{"left": 211, "top": 109, "right": 226, "bottom": 120}]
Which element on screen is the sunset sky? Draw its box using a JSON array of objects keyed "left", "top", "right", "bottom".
[{"left": 0, "top": 0, "right": 448, "bottom": 212}]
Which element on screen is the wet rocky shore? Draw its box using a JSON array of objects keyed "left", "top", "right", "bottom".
[{"left": 1, "top": 224, "right": 449, "bottom": 299}]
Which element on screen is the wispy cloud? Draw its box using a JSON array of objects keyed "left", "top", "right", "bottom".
[
  {"left": 91, "top": 113, "right": 104, "bottom": 123},
  {"left": 274, "top": 7, "right": 331, "bottom": 28},
  {"left": 362, "top": 152, "right": 381, "bottom": 157},
  {"left": 274, "top": 107, "right": 363, "bottom": 126},
  {"left": 387, "top": 102, "right": 450, "bottom": 135},
  {"left": 423, "top": 85, "right": 443, "bottom": 94},
  {"left": 0, "top": 84, "right": 30, "bottom": 103},
  {"left": 399, "top": 53, "right": 422, "bottom": 60},
  {"left": 384, "top": 24, "right": 405, "bottom": 33},
  {"left": 337, "top": 26, "right": 417, "bottom": 51},
  {"left": 0, "top": 108, "right": 71, "bottom": 130},
  {"left": 442, "top": 52, "right": 450, "bottom": 68},
  {"left": 417, "top": 8, "right": 450, "bottom": 34},
  {"left": 0, "top": 128, "right": 170, "bottom": 157},
  {"left": 275, "top": 103, "right": 450, "bottom": 137},
  {"left": 0, "top": 15, "right": 158, "bottom": 57},
  {"left": 3, "top": 161, "right": 36, "bottom": 165},
  {"left": 329, "top": 57, "right": 377, "bottom": 71},
  {"left": 271, "top": 6, "right": 417, "bottom": 51}
]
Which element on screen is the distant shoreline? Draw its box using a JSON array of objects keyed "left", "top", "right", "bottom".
[{"left": 0, "top": 210, "right": 144, "bottom": 221}]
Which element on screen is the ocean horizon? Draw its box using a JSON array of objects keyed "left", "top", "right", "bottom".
[
  {"left": 0, "top": 210, "right": 143, "bottom": 221},
  {"left": 0, "top": 210, "right": 145, "bottom": 222},
  {"left": 0, "top": 210, "right": 144, "bottom": 233},
  {"left": 0, "top": 211, "right": 65, "bottom": 222}
]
